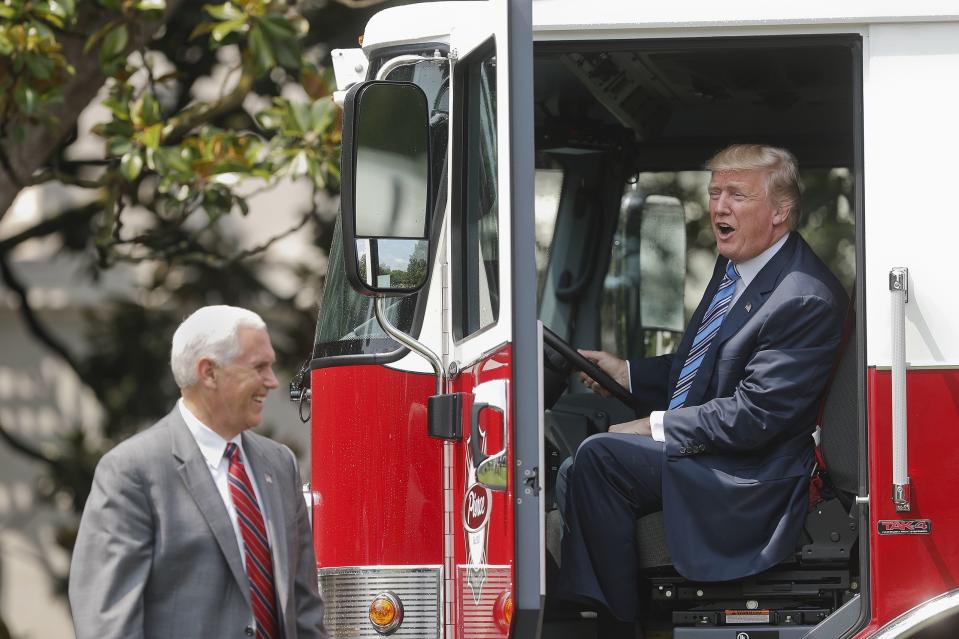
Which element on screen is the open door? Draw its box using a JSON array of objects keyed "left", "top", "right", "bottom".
[{"left": 446, "top": 1, "right": 540, "bottom": 637}]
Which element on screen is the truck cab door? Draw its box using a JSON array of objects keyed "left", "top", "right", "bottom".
[{"left": 445, "top": 1, "right": 540, "bottom": 637}]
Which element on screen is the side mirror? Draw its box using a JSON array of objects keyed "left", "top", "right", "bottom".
[{"left": 341, "top": 81, "right": 432, "bottom": 297}]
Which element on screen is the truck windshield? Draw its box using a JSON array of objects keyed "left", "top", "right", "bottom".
[{"left": 313, "top": 55, "right": 449, "bottom": 360}]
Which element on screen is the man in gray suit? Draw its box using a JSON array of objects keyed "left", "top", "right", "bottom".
[{"left": 69, "top": 305, "right": 327, "bottom": 638}]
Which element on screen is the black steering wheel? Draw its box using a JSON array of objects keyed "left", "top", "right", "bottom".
[{"left": 542, "top": 325, "right": 643, "bottom": 412}]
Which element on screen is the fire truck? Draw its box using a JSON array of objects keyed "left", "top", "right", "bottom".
[{"left": 294, "top": 1, "right": 959, "bottom": 637}]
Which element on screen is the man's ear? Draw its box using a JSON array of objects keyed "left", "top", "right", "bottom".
[
  {"left": 197, "top": 358, "right": 217, "bottom": 388},
  {"left": 773, "top": 204, "right": 792, "bottom": 227}
]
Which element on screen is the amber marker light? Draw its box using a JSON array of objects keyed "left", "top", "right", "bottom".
[
  {"left": 369, "top": 591, "right": 404, "bottom": 635},
  {"left": 494, "top": 590, "right": 513, "bottom": 633}
]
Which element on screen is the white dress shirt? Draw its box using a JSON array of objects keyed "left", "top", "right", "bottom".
[
  {"left": 644, "top": 232, "right": 791, "bottom": 441},
  {"left": 178, "top": 399, "right": 274, "bottom": 569}
]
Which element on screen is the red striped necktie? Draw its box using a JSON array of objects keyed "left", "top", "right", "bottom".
[{"left": 225, "top": 442, "right": 279, "bottom": 639}]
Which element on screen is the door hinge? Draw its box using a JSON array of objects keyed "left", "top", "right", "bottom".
[{"left": 522, "top": 466, "right": 540, "bottom": 497}]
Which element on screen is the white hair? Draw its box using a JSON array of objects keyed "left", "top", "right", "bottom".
[{"left": 170, "top": 305, "right": 267, "bottom": 389}]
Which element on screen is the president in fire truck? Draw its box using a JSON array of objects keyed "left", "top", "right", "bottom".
[
  {"left": 68, "top": 305, "right": 327, "bottom": 639},
  {"left": 557, "top": 144, "right": 848, "bottom": 638}
]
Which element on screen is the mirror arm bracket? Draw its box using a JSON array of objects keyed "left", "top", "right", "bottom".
[
  {"left": 375, "top": 50, "right": 449, "bottom": 81},
  {"left": 374, "top": 297, "right": 445, "bottom": 394}
]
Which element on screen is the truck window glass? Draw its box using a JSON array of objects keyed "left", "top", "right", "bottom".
[
  {"left": 535, "top": 168, "right": 563, "bottom": 301},
  {"left": 313, "top": 58, "right": 449, "bottom": 359},
  {"left": 456, "top": 49, "right": 499, "bottom": 339}
]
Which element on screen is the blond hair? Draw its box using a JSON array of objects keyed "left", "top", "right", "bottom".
[{"left": 706, "top": 144, "right": 802, "bottom": 228}]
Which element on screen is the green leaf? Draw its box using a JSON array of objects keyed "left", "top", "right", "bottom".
[
  {"left": 255, "top": 108, "right": 281, "bottom": 131},
  {"left": 24, "top": 54, "right": 54, "bottom": 80},
  {"left": 289, "top": 100, "right": 311, "bottom": 134},
  {"left": 14, "top": 84, "right": 38, "bottom": 116},
  {"left": 108, "top": 138, "right": 134, "bottom": 156},
  {"left": 247, "top": 24, "right": 274, "bottom": 72},
  {"left": 258, "top": 14, "right": 296, "bottom": 40},
  {"left": 189, "top": 22, "right": 215, "bottom": 40},
  {"left": 85, "top": 20, "right": 118, "bottom": 55},
  {"left": 99, "top": 24, "right": 129, "bottom": 67},
  {"left": 310, "top": 99, "right": 334, "bottom": 132},
  {"left": 273, "top": 39, "right": 299, "bottom": 69},
  {"left": 134, "top": 0, "right": 166, "bottom": 11},
  {"left": 102, "top": 97, "right": 131, "bottom": 121},
  {"left": 120, "top": 151, "right": 144, "bottom": 181},
  {"left": 204, "top": 2, "right": 243, "bottom": 21},
  {"left": 132, "top": 92, "right": 161, "bottom": 126},
  {"left": 161, "top": 147, "right": 193, "bottom": 173},
  {"left": 211, "top": 17, "right": 247, "bottom": 43},
  {"left": 139, "top": 123, "right": 162, "bottom": 150}
]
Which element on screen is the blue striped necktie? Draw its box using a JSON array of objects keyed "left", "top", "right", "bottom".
[{"left": 668, "top": 260, "right": 740, "bottom": 410}]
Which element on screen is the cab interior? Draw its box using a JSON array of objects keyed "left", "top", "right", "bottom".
[{"left": 529, "top": 36, "right": 863, "bottom": 639}]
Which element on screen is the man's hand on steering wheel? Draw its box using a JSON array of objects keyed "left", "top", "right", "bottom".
[{"left": 577, "top": 350, "right": 630, "bottom": 396}]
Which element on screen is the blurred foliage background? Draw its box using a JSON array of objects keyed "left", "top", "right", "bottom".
[
  {"left": 0, "top": 0, "right": 419, "bottom": 631},
  {"left": 0, "top": 2, "right": 856, "bottom": 635}
]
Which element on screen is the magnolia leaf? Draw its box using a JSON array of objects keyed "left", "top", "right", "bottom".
[
  {"left": 108, "top": 138, "right": 134, "bottom": 157},
  {"left": 139, "top": 124, "right": 163, "bottom": 150},
  {"left": 292, "top": 100, "right": 315, "bottom": 134},
  {"left": 273, "top": 39, "right": 300, "bottom": 69},
  {"left": 247, "top": 24, "right": 274, "bottom": 73},
  {"left": 14, "top": 84, "right": 38, "bottom": 116},
  {"left": 84, "top": 20, "right": 118, "bottom": 54},
  {"left": 204, "top": 2, "right": 244, "bottom": 21},
  {"left": 120, "top": 151, "right": 144, "bottom": 182},
  {"left": 211, "top": 17, "right": 248, "bottom": 43},
  {"left": 259, "top": 14, "right": 296, "bottom": 39},
  {"left": 134, "top": 0, "right": 166, "bottom": 11},
  {"left": 99, "top": 24, "right": 129, "bottom": 66},
  {"left": 24, "top": 54, "right": 55, "bottom": 81},
  {"left": 310, "top": 99, "right": 335, "bottom": 133}
]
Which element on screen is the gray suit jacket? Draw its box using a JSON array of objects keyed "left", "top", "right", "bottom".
[{"left": 69, "top": 408, "right": 327, "bottom": 638}]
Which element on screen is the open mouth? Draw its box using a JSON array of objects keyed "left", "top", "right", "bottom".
[{"left": 716, "top": 222, "right": 735, "bottom": 239}]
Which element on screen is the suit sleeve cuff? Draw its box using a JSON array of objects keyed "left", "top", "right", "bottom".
[{"left": 650, "top": 411, "right": 665, "bottom": 442}]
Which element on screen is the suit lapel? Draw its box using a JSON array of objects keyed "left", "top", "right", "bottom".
[
  {"left": 243, "top": 433, "right": 291, "bottom": 622},
  {"left": 170, "top": 412, "right": 250, "bottom": 603},
  {"left": 684, "top": 233, "right": 798, "bottom": 406},
  {"left": 715, "top": 232, "right": 798, "bottom": 348}
]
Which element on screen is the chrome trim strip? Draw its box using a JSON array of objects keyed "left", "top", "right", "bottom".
[
  {"left": 317, "top": 565, "right": 443, "bottom": 638},
  {"left": 868, "top": 588, "right": 959, "bottom": 638},
  {"left": 889, "top": 267, "right": 910, "bottom": 512}
]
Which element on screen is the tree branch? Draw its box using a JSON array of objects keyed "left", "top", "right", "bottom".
[
  {"left": 0, "top": 254, "right": 83, "bottom": 377},
  {"left": 0, "top": 203, "right": 101, "bottom": 254},
  {"left": 0, "top": 420, "right": 58, "bottom": 467},
  {"left": 163, "top": 70, "right": 255, "bottom": 144}
]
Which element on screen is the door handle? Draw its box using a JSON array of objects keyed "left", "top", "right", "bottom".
[
  {"left": 889, "top": 267, "right": 911, "bottom": 512},
  {"left": 469, "top": 380, "right": 509, "bottom": 491}
]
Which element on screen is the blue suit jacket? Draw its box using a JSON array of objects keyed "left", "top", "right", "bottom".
[{"left": 629, "top": 233, "right": 847, "bottom": 581}]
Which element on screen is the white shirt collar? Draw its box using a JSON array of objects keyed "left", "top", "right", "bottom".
[
  {"left": 178, "top": 398, "right": 241, "bottom": 470},
  {"left": 732, "top": 232, "right": 790, "bottom": 288}
]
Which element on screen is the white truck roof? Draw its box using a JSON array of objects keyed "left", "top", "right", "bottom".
[{"left": 362, "top": 0, "right": 959, "bottom": 53}]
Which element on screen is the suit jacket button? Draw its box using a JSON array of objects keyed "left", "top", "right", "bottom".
[{"left": 245, "top": 627, "right": 255, "bottom": 636}]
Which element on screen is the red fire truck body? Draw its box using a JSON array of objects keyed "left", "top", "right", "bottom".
[{"left": 302, "top": 2, "right": 959, "bottom": 637}]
